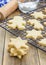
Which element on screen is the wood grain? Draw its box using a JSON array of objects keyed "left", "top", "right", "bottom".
[
  {"left": 38, "top": 50, "right": 46, "bottom": 65},
  {"left": 21, "top": 45, "right": 40, "bottom": 65},
  {"left": 0, "top": 28, "right": 5, "bottom": 65}
]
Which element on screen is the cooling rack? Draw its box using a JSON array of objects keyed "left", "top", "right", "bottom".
[{"left": 0, "top": 4, "right": 46, "bottom": 52}]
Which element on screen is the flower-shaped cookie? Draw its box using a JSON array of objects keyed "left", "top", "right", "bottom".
[
  {"left": 26, "top": 29, "right": 43, "bottom": 40},
  {"left": 38, "top": 38, "right": 46, "bottom": 46},
  {"left": 31, "top": 11, "right": 46, "bottom": 19},
  {"left": 8, "top": 37, "right": 29, "bottom": 59},
  {"left": 7, "top": 16, "right": 26, "bottom": 30},
  {"left": 27, "top": 19, "right": 44, "bottom": 30}
]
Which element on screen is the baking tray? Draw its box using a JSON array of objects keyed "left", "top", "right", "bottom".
[{"left": 0, "top": 5, "right": 46, "bottom": 52}]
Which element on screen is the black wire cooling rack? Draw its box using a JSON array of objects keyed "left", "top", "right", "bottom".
[{"left": 0, "top": 4, "right": 46, "bottom": 52}]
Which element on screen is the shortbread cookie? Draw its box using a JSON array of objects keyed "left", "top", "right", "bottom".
[
  {"left": 43, "top": 8, "right": 46, "bottom": 13},
  {"left": 43, "top": 22, "right": 46, "bottom": 26},
  {"left": 7, "top": 16, "right": 26, "bottom": 30},
  {"left": 44, "top": 8, "right": 46, "bottom": 13},
  {"left": 31, "top": 11, "right": 46, "bottom": 19},
  {"left": 26, "top": 29, "right": 43, "bottom": 40},
  {"left": 38, "top": 38, "right": 46, "bottom": 46},
  {"left": 8, "top": 37, "right": 29, "bottom": 59},
  {"left": 27, "top": 19, "right": 44, "bottom": 30}
]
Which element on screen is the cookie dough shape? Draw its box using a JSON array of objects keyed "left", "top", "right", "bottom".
[
  {"left": 31, "top": 11, "right": 46, "bottom": 19},
  {"left": 8, "top": 37, "right": 29, "bottom": 59},
  {"left": 38, "top": 38, "right": 46, "bottom": 46},
  {"left": 7, "top": 16, "right": 26, "bottom": 30},
  {"left": 43, "top": 22, "right": 46, "bottom": 26},
  {"left": 26, "top": 29, "right": 43, "bottom": 40},
  {"left": 27, "top": 19, "right": 44, "bottom": 30}
]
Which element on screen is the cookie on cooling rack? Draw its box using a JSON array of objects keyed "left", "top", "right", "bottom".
[
  {"left": 43, "top": 22, "right": 46, "bottom": 26},
  {"left": 7, "top": 37, "right": 29, "bottom": 59},
  {"left": 43, "top": 8, "right": 46, "bottom": 13},
  {"left": 26, "top": 29, "right": 43, "bottom": 40},
  {"left": 27, "top": 19, "right": 44, "bottom": 30},
  {"left": 38, "top": 38, "right": 46, "bottom": 46},
  {"left": 30, "top": 11, "right": 46, "bottom": 19},
  {"left": 44, "top": 8, "right": 46, "bottom": 12},
  {"left": 7, "top": 16, "right": 26, "bottom": 30}
]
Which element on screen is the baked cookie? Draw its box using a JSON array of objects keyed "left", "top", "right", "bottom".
[
  {"left": 8, "top": 37, "right": 29, "bottom": 59},
  {"left": 38, "top": 38, "right": 46, "bottom": 46},
  {"left": 7, "top": 16, "right": 26, "bottom": 30},
  {"left": 30, "top": 11, "right": 46, "bottom": 19},
  {"left": 43, "top": 22, "right": 46, "bottom": 26},
  {"left": 44, "top": 8, "right": 46, "bottom": 13},
  {"left": 43, "top": 8, "right": 46, "bottom": 13},
  {"left": 27, "top": 19, "right": 44, "bottom": 30},
  {"left": 26, "top": 29, "right": 43, "bottom": 40}
]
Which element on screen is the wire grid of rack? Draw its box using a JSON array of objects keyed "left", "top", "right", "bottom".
[{"left": 0, "top": 2, "right": 46, "bottom": 52}]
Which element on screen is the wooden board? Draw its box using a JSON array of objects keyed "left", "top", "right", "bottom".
[
  {"left": 0, "top": 28, "right": 5, "bottom": 65},
  {"left": 38, "top": 50, "right": 46, "bottom": 65}
]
